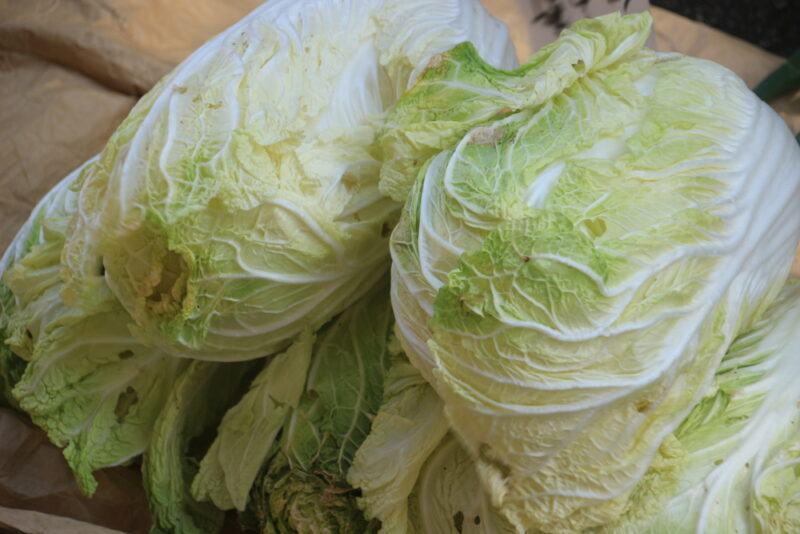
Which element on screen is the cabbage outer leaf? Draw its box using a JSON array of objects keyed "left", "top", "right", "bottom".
[
  {"left": 194, "top": 279, "right": 393, "bottom": 528},
  {"left": 1, "top": 163, "right": 184, "bottom": 495},
  {"left": 348, "top": 354, "right": 449, "bottom": 533},
  {"left": 143, "top": 359, "right": 259, "bottom": 534},
  {"left": 409, "top": 433, "right": 518, "bottom": 534},
  {"left": 191, "top": 331, "right": 315, "bottom": 511}
]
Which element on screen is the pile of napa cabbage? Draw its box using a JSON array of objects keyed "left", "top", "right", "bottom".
[{"left": 1, "top": 2, "right": 799, "bottom": 533}]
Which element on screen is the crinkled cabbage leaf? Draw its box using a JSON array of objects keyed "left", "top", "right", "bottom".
[
  {"left": 143, "top": 359, "right": 260, "bottom": 534},
  {"left": 191, "top": 331, "right": 315, "bottom": 512},
  {"left": 1, "top": 164, "right": 185, "bottom": 495},
  {"left": 384, "top": 12, "right": 800, "bottom": 531},
  {"left": 58, "top": 0, "right": 516, "bottom": 361},
  {"left": 348, "top": 354, "right": 449, "bottom": 533},
  {"left": 608, "top": 282, "right": 800, "bottom": 533}
]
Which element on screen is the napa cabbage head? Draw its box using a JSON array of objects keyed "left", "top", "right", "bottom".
[
  {"left": 383, "top": 12, "right": 800, "bottom": 532},
  {"left": 58, "top": 0, "right": 516, "bottom": 361}
]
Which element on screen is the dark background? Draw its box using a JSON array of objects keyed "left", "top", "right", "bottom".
[{"left": 651, "top": 0, "right": 799, "bottom": 56}]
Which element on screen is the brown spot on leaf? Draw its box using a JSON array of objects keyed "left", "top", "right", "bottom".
[
  {"left": 470, "top": 126, "right": 504, "bottom": 145},
  {"left": 453, "top": 511, "right": 464, "bottom": 533},
  {"left": 146, "top": 250, "right": 188, "bottom": 317},
  {"left": 427, "top": 53, "right": 446, "bottom": 69},
  {"left": 114, "top": 387, "right": 138, "bottom": 423}
]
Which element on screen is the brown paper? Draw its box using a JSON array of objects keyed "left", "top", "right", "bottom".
[
  {"left": 0, "top": 1, "right": 798, "bottom": 531},
  {"left": 0, "top": 0, "right": 263, "bottom": 95},
  {"left": 0, "top": 0, "right": 263, "bottom": 253},
  {"left": 0, "top": 51, "right": 134, "bottom": 253},
  {"left": 0, "top": 409, "right": 150, "bottom": 533},
  {"left": 0, "top": 505, "right": 125, "bottom": 534}
]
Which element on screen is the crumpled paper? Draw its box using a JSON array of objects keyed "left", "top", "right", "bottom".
[
  {"left": 0, "top": 0, "right": 264, "bottom": 254},
  {"left": 0, "top": 408, "right": 149, "bottom": 533},
  {"left": 0, "top": 1, "right": 798, "bottom": 531}
]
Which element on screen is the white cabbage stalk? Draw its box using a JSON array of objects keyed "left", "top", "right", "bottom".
[
  {"left": 58, "top": 0, "right": 516, "bottom": 360},
  {"left": 385, "top": 12, "right": 800, "bottom": 532}
]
